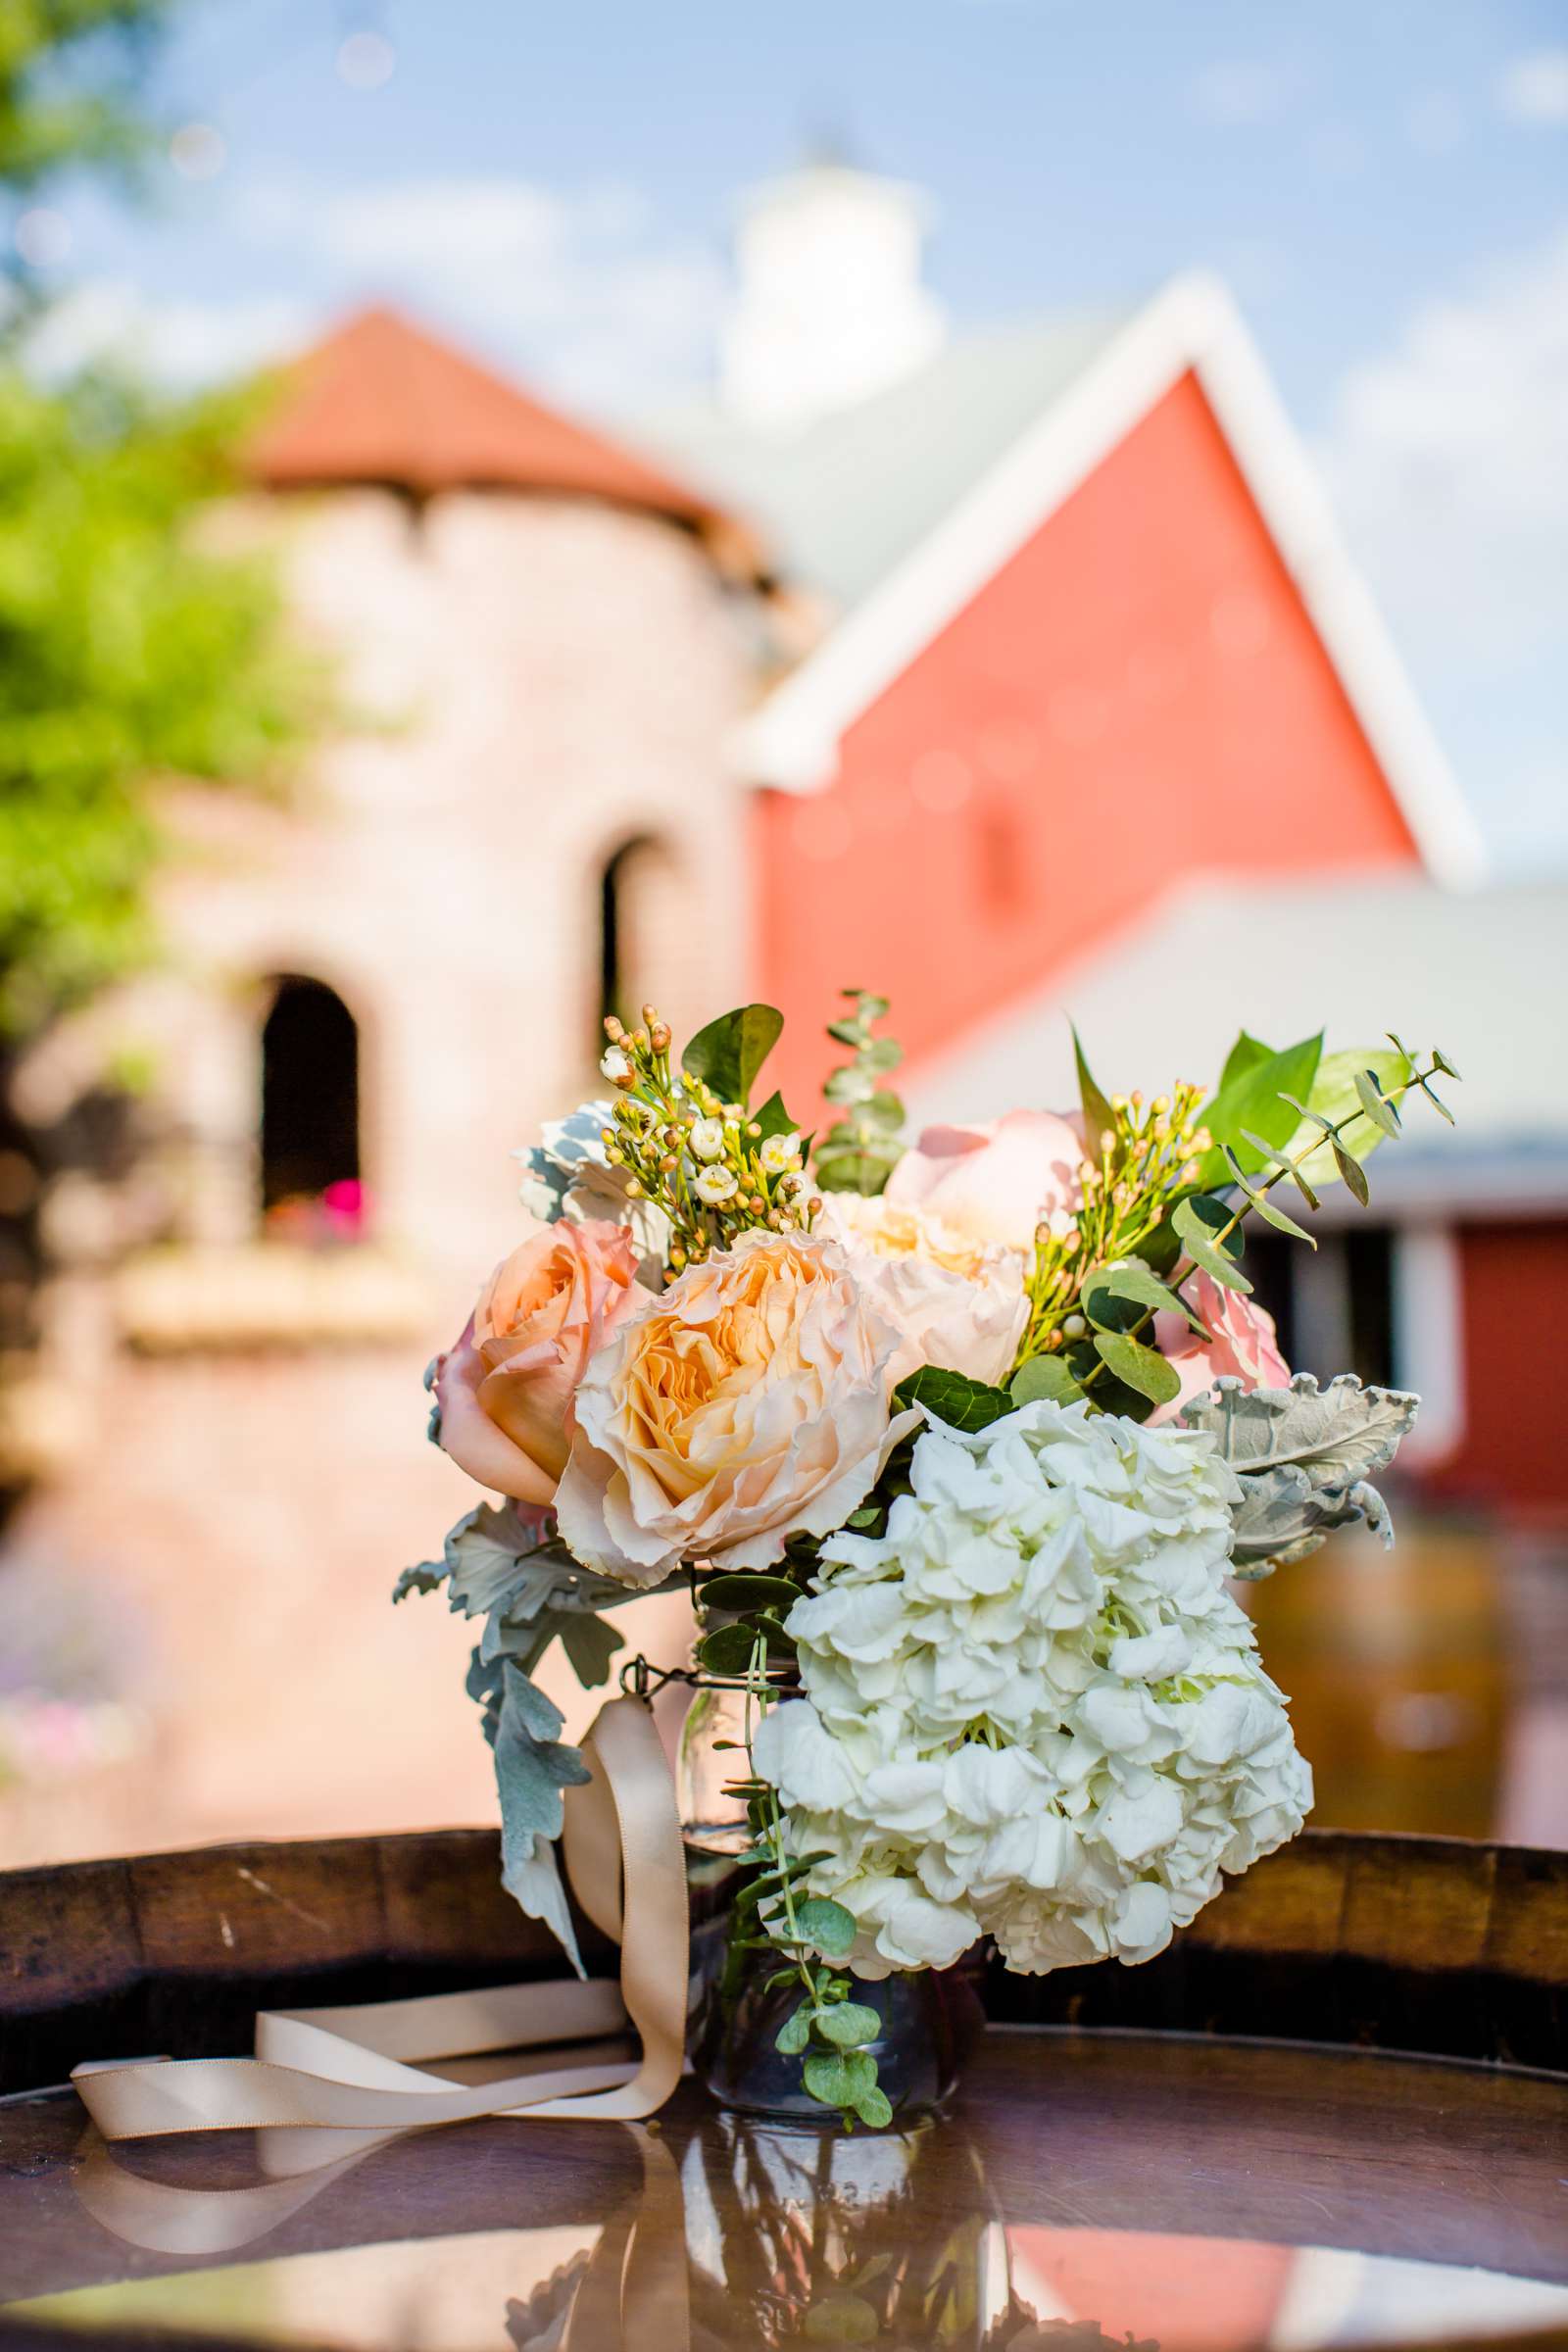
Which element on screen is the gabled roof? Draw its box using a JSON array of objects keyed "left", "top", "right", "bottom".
[
  {"left": 248, "top": 306, "right": 718, "bottom": 527},
  {"left": 652, "top": 312, "right": 1124, "bottom": 612},
  {"left": 670, "top": 273, "right": 1483, "bottom": 891}
]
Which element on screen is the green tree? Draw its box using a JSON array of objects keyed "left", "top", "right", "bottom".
[{"left": 0, "top": 1, "right": 314, "bottom": 1436}]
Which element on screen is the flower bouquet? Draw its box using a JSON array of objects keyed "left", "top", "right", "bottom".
[{"left": 400, "top": 994, "right": 1457, "bottom": 2130}]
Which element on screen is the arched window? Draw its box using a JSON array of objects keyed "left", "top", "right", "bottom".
[
  {"left": 598, "top": 836, "right": 675, "bottom": 1042},
  {"left": 260, "top": 975, "right": 363, "bottom": 1233}
]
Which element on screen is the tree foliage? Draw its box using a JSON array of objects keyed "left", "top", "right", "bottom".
[{"left": 0, "top": 367, "right": 310, "bottom": 1034}]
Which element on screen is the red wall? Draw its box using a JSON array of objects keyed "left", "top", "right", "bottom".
[
  {"left": 1435, "top": 1221, "right": 1568, "bottom": 1518},
  {"left": 756, "top": 369, "right": 1420, "bottom": 1113}
]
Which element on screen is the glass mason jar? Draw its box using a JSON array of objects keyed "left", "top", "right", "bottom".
[{"left": 677, "top": 1685, "right": 984, "bottom": 2123}]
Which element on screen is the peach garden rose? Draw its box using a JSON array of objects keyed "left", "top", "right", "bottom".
[
  {"left": 883, "top": 1107, "right": 1084, "bottom": 1252},
  {"left": 435, "top": 1217, "right": 646, "bottom": 1505},
  {"left": 815, "top": 1191, "right": 1028, "bottom": 1390},
  {"left": 555, "top": 1230, "right": 915, "bottom": 1587}
]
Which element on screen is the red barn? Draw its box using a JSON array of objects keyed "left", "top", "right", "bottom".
[{"left": 662, "top": 270, "right": 1482, "bottom": 1109}]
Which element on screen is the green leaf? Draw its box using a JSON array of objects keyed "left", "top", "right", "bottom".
[
  {"left": 803, "top": 2048, "right": 877, "bottom": 2107},
  {"left": 695, "top": 1622, "right": 762, "bottom": 1675},
  {"left": 1354, "top": 1065, "right": 1401, "bottom": 1139},
  {"left": 682, "top": 1003, "right": 784, "bottom": 1107},
  {"left": 744, "top": 1610, "right": 798, "bottom": 1659},
  {"left": 1092, "top": 1331, "right": 1182, "bottom": 1405},
  {"left": 892, "top": 1363, "right": 1015, "bottom": 1433},
  {"left": 700, "top": 1571, "right": 803, "bottom": 1611},
  {"left": 1010, "top": 1354, "right": 1085, "bottom": 1406},
  {"left": 1072, "top": 1022, "right": 1117, "bottom": 1153},
  {"left": 1418, "top": 1076, "right": 1456, "bottom": 1125},
  {"left": 825, "top": 1017, "right": 867, "bottom": 1047},
  {"left": 1289, "top": 1046, "right": 1412, "bottom": 1186},
  {"left": 1244, "top": 1189, "right": 1317, "bottom": 1246},
  {"left": 1333, "top": 1141, "right": 1370, "bottom": 1205},
  {"left": 1172, "top": 1194, "right": 1252, "bottom": 1294},
  {"left": 1082, "top": 1260, "right": 1206, "bottom": 1336},
  {"left": 849, "top": 2082, "right": 893, "bottom": 2131},
  {"left": 803, "top": 2293, "right": 881, "bottom": 2340},
  {"left": 823, "top": 1064, "right": 874, "bottom": 1104},
  {"left": 864, "top": 1090, "right": 905, "bottom": 1131},
  {"left": 1433, "top": 1047, "right": 1461, "bottom": 1081},
  {"left": 1218, "top": 1030, "right": 1276, "bottom": 1090},
  {"left": 814, "top": 2001, "right": 882, "bottom": 2049},
  {"left": 861, "top": 1035, "right": 904, "bottom": 1071},
  {"left": 794, "top": 1896, "right": 857, "bottom": 1957},
  {"left": 1196, "top": 1032, "right": 1324, "bottom": 1185},
  {"left": 1240, "top": 1128, "right": 1320, "bottom": 1211},
  {"left": 753, "top": 1089, "right": 801, "bottom": 1144},
  {"left": 775, "top": 2005, "right": 811, "bottom": 2056}
]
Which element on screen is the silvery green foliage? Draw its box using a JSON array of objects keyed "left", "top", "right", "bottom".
[
  {"left": 396, "top": 1500, "right": 684, "bottom": 1965},
  {"left": 513, "top": 1098, "right": 670, "bottom": 1278},
  {"left": 1180, "top": 1373, "right": 1419, "bottom": 1575}
]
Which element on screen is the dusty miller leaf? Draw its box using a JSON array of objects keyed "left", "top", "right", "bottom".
[
  {"left": 392, "top": 1561, "right": 446, "bottom": 1603},
  {"left": 494, "top": 1659, "right": 593, "bottom": 1974},
  {"left": 1182, "top": 1372, "right": 1419, "bottom": 1571}
]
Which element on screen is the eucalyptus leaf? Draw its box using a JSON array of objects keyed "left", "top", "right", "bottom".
[
  {"left": 1354, "top": 1066, "right": 1401, "bottom": 1139},
  {"left": 682, "top": 1003, "right": 784, "bottom": 1107},
  {"left": 1333, "top": 1140, "right": 1370, "bottom": 1205},
  {"left": 1083, "top": 1260, "right": 1207, "bottom": 1336},
  {"left": 850, "top": 2083, "right": 893, "bottom": 2131},
  {"left": 697, "top": 1622, "right": 763, "bottom": 1675},
  {"left": 1010, "top": 1354, "right": 1085, "bottom": 1406},
  {"left": 775, "top": 2005, "right": 811, "bottom": 2056},
  {"left": 1171, "top": 1195, "right": 1252, "bottom": 1294},
  {"left": 701, "top": 1571, "right": 804, "bottom": 1611},
  {"left": 803, "top": 2048, "right": 877, "bottom": 2107},
  {"left": 814, "top": 2001, "right": 882, "bottom": 2048},
  {"left": 1093, "top": 1331, "right": 1182, "bottom": 1405},
  {"left": 795, "top": 1896, "right": 857, "bottom": 1957},
  {"left": 1288, "top": 1046, "right": 1412, "bottom": 1185},
  {"left": 1433, "top": 1047, "right": 1461, "bottom": 1080},
  {"left": 893, "top": 1364, "right": 1015, "bottom": 1433}
]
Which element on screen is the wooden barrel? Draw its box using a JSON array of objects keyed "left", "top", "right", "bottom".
[{"left": 1247, "top": 1517, "right": 1509, "bottom": 1839}]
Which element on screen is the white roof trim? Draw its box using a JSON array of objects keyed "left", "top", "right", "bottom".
[{"left": 733, "top": 270, "right": 1486, "bottom": 890}]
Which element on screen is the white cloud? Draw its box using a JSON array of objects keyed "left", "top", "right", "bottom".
[
  {"left": 24, "top": 278, "right": 316, "bottom": 388},
  {"left": 229, "top": 170, "right": 720, "bottom": 417},
  {"left": 1496, "top": 50, "right": 1568, "bottom": 123},
  {"left": 1188, "top": 60, "right": 1297, "bottom": 127},
  {"left": 1319, "top": 228, "right": 1568, "bottom": 669},
  {"left": 1319, "top": 230, "right": 1568, "bottom": 867}
]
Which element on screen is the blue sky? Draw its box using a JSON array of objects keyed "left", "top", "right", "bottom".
[{"left": 20, "top": 0, "right": 1568, "bottom": 871}]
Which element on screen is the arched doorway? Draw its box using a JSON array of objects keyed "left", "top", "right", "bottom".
[
  {"left": 259, "top": 976, "right": 363, "bottom": 1231},
  {"left": 597, "top": 835, "right": 675, "bottom": 1042}
]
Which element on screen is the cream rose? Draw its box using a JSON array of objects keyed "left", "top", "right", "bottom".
[
  {"left": 816, "top": 1192, "right": 1028, "bottom": 1390},
  {"left": 435, "top": 1217, "right": 646, "bottom": 1504},
  {"left": 555, "top": 1230, "right": 916, "bottom": 1587},
  {"left": 884, "top": 1108, "right": 1084, "bottom": 1251}
]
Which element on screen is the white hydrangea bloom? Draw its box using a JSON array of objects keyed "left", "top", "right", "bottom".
[{"left": 755, "top": 1397, "right": 1311, "bottom": 1981}]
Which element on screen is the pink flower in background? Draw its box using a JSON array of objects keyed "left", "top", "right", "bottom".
[
  {"left": 884, "top": 1109, "right": 1084, "bottom": 1252},
  {"left": 435, "top": 1217, "right": 646, "bottom": 1503},
  {"left": 1149, "top": 1270, "right": 1291, "bottom": 1425}
]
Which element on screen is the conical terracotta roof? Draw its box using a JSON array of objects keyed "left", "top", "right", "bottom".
[{"left": 247, "top": 306, "right": 717, "bottom": 524}]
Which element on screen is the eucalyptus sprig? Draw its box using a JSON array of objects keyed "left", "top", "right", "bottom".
[
  {"left": 1073, "top": 1040, "right": 1460, "bottom": 1404},
  {"left": 728, "top": 1627, "right": 892, "bottom": 2132},
  {"left": 813, "top": 989, "right": 906, "bottom": 1196}
]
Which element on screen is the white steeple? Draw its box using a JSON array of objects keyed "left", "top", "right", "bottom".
[{"left": 719, "top": 156, "right": 948, "bottom": 433}]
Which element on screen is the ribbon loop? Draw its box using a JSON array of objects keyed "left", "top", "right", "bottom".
[{"left": 72, "top": 1697, "right": 689, "bottom": 2143}]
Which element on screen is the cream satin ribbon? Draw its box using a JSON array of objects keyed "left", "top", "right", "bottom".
[{"left": 71, "top": 1697, "right": 689, "bottom": 2146}]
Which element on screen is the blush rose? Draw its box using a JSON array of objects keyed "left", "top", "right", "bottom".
[{"left": 435, "top": 1217, "right": 646, "bottom": 1504}]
